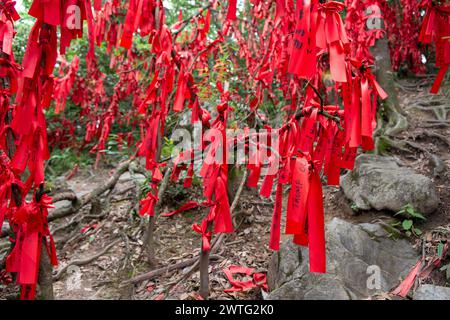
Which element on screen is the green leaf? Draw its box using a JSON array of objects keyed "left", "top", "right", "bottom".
[
  {"left": 406, "top": 206, "right": 415, "bottom": 215},
  {"left": 410, "top": 210, "right": 426, "bottom": 221},
  {"left": 412, "top": 227, "right": 422, "bottom": 236},
  {"left": 402, "top": 220, "right": 413, "bottom": 230},
  {"left": 405, "top": 231, "right": 412, "bottom": 237},
  {"left": 441, "top": 265, "right": 450, "bottom": 279},
  {"left": 437, "top": 243, "right": 444, "bottom": 258}
]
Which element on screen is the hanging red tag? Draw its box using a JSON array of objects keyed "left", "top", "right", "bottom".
[
  {"left": 226, "top": 0, "right": 237, "bottom": 21},
  {"left": 269, "top": 183, "right": 283, "bottom": 250},
  {"left": 306, "top": 168, "right": 326, "bottom": 273},
  {"left": 286, "top": 156, "right": 310, "bottom": 235},
  {"left": 288, "top": 0, "right": 318, "bottom": 79}
]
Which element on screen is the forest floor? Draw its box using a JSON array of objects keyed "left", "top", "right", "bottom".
[{"left": 0, "top": 78, "right": 449, "bottom": 300}]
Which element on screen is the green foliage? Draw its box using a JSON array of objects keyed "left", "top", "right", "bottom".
[
  {"left": 395, "top": 204, "right": 426, "bottom": 221},
  {"left": 46, "top": 148, "right": 93, "bottom": 179},
  {"left": 439, "top": 263, "right": 450, "bottom": 280},
  {"left": 161, "top": 137, "right": 175, "bottom": 159},
  {"left": 436, "top": 243, "right": 450, "bottom": 280},
  {"left": 390, "top": 204, "right": 426, "bottom": 237},
  {"left": 350, "top": 202, "right": 360, "bottom": 212},
  {"left": 12, "top": 10, "right": 33, "bottom": 63}
]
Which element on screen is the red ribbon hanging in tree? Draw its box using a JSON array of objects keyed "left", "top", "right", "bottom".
[{"left": 419, "top": 0, "right": 450, "bottom": 94}]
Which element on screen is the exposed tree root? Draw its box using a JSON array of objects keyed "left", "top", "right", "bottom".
[
  {"left": 420, "top": 131, "right": 450, "bottom": 148},
  {"left": 122, "top": 255, "right": 222, "bottom": 286},
  {"left": 1, "top": 159, "right": 133, "bottom": 238},
  {"left": 376, "top": 136, "right": 447, "bottom": 177},
  {"left": 53, "top": 239, "right": 121, "bottom": 281}
]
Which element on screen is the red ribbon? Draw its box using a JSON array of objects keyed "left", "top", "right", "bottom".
[
  {"left": 316, "top": 1, "right": 350, "bottom": 83},
  {"left": 419, "top": 2, "right": 450, "bottom": 94},
  {"left": 288, "top": 0, "right": 318, "bottom": 79},
  {"left": 223, "top": 265, "right": 268, "bottom": 292},
  {"left": 226, "top": 0, "right": 237, "bottom": 21},
  {"left": 6, "top": 194, "right": 57, "bottom": 300}
]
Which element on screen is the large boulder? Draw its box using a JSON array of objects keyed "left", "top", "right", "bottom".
[
  {"left": 267, "top": 218, "right": 419, "bottom": 300},
  {"left": 413, "top": 285, "right": 450, "bottom": 300},
  {"left": 341, "top": 154, "right": 439, "bottom": 215}
]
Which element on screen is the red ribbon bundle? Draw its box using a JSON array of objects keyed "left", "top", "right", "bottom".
[
  {"left": 28, "top": 0, "right": 90, "bottom": 55},
  {"left": 11, "top": 19, "right": 56, "bottom": 191},
  {"left": 227, "top": 0, "right": 237, "bottom": 21},
  {"left": 0, "top": 0, "right": 97, "bottom": 300},
  {"left": 342, "top": 59, "right": 388, "bottom": 152},
  {"left": 316, "top": 1, "right": 350, "bottom": 83},
  {"left": 419, "top": 0, "right": 450, "bottom": 94},
  {"left": 53, "top": 56, "right": 79, "bottom": 114},
  {"left": 0, "top": 152, "right": 16, "bottom": 229},
  {"left": 288, "top": 0, "right": 350, "bottom": 83},
  {"left": 6, "top": 194, "right": 57, "bottom": 300},
  {"left": 288, "top": 0, "right": 319, "bottom": 79},
  {"left": 120, "top": 0, "right": 161, "bottom": 49},
  {"left": 194, "top": 97, "right": 234, "bottom": 251},
  {"left": 263, "top": 112, "right": 331, "bottom": 273}
]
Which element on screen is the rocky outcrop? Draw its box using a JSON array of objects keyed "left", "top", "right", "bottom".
[
  {"left": 267, "top": 218, "right": 419, "bottom": 300},
  {"left": 341, "top": 154, "right": 439, "bottom": 215}
]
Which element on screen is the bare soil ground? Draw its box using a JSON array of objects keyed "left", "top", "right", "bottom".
[{"left": 1, "top": 79, "right": 449, "bottom": 300}]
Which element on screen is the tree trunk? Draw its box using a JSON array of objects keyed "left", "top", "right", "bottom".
[
  {"left": 371, "top": 32, "right": 408, "bottom": 141},
  {"left": 143, "top": 215, "right": 158, "bottom": 266},
  {"left": 199, "top": 219, "right": 213, "bottom": 299},
  {"left": 143, "top": 121, "right": 163, "bottom": 266},
  {"left": 38, "top": 242, "right": 54, "bottom": 300},
  {"left": 199, "top": 246, "right": 210, "bottom": 299}
]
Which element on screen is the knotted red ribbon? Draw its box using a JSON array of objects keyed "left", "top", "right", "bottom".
[
  {"left": 316, "top": 1, "right": 350, "bottom": 83},
  {"left": 343, "top": 59, "right": 388, "bottom": 151},
  {"left": 6, "top": 194, "right": 57, "bottom": 300}
]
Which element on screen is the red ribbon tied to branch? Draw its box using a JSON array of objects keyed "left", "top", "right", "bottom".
[
  {"left": 288, "top": 0, "right": 318, "bottom": 79},
  {"left": 419, "top": 1, "right": 450, "bottom": 94},
  {"left": 342, "top": 59, "right": 388, "bottom": 151},
  {"left": 6, "top": 193, "right": 57, "bottom": 300},
  {"left": 316, "top": 1, "right": 350, "bottom": 83}
]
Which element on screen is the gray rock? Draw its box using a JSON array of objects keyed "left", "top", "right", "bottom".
[
  {"left": 267, "top": 218, "right": 419, "bottom": 300},
  {"left": 414, "top": 285, "right": 450, "bottom": 300},
  {"left": 53, "top": 200, "right": 72, "bottom": 211},
  {"left": 341, "top": 154, "right": 439, "bottom": 215}
]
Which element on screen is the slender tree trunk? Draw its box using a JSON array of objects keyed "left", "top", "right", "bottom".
[
  {"left": 370, "top": 21, "right": 408, "bottom": 141},
  {"left": 144, "top": 215, "right": 157, "bottom": 266},
  {"left": 143, "top": 120, "right": 163, "bottom": 266},
  {"left": 38, "top": 242, "right": 54, "bottom": 300},
  {"left": 199, "top": 248, "right": 210, "bottom": 299},
  {"left": 199, "top": 220, "right": 213, "bottom": 299}
]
